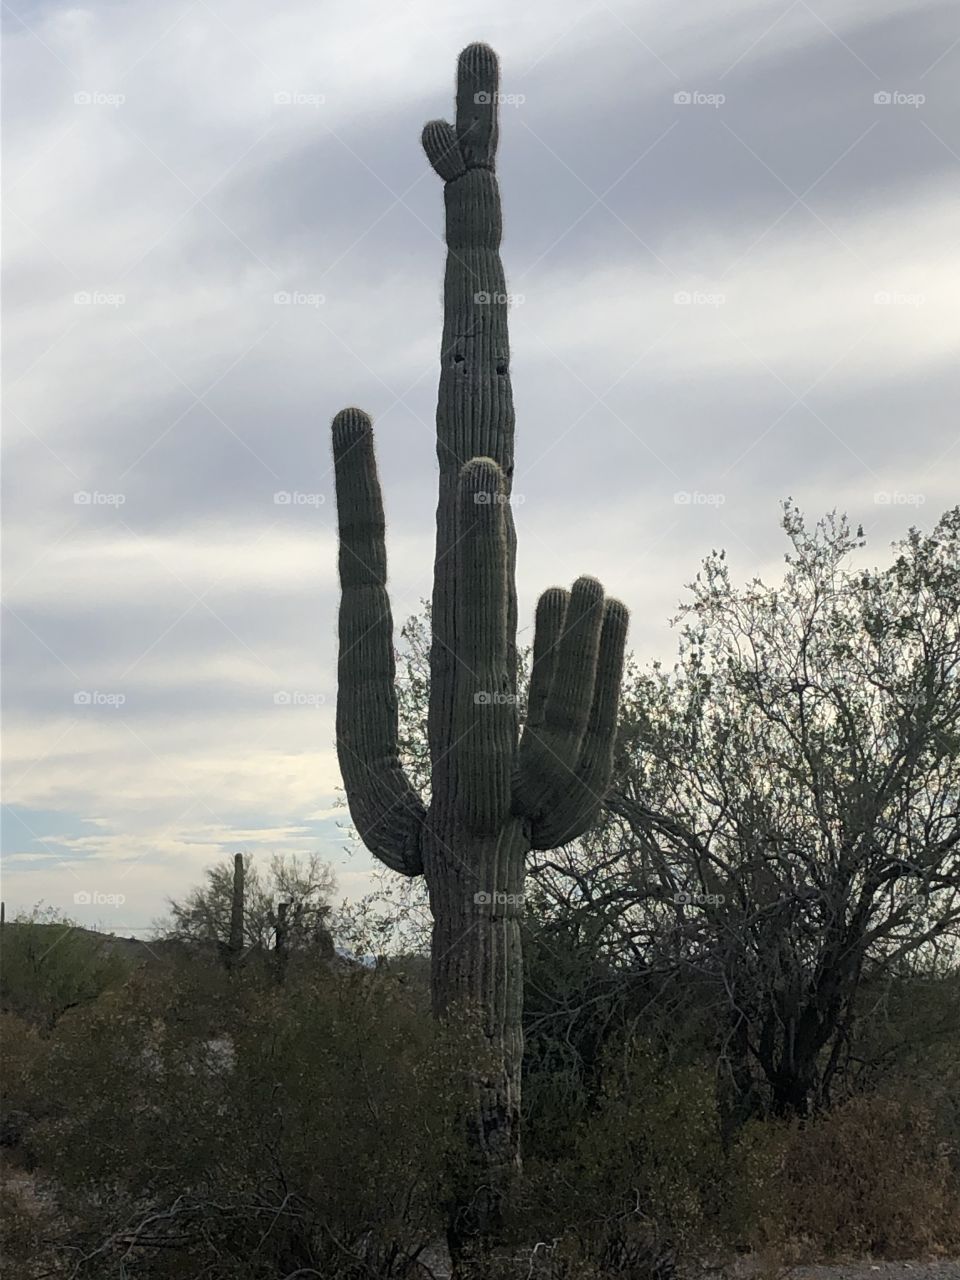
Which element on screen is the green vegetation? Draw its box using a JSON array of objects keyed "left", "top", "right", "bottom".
[{"left": 1, "top": 881, "right": 958, "bottom": 1277}]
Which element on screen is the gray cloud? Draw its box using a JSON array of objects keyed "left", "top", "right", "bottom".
[{"left": 3, "top": 0, "right": 958, "bottom": 929}]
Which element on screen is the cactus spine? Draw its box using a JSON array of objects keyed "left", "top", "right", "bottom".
[{"left": 331, "top": 44, "right": 627, "bottom": 1243}]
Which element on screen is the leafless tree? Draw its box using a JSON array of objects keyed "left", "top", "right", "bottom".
[
  {"left": 164, "top": 852, "right": 336, "bottom": 960},
  {"left": 377, "top": 506, "right": 960, "bottom": 1128},
  {"left": 547, "top": 504, "right": 960, "bottom": 1123}
]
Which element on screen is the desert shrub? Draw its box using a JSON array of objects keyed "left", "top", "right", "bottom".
[
  {"left": 0, "top": 1158, "right": 65, "bottom": 1280},
  {"left": 0, "top": 909, "right": 131, "bottom": 1029},
  {"left": 515, "top": 1026, "right": 960, "bottom": 1273},
  {"left": 848, "top": 969, "right": 960, "bottom": 1170},
  {"left": 517, "top": 1036, "right": 724, "bottom": 1275},
  {"left": 24, "top": 963, "right": 480, "bottom": 1278},
  {"left": 712, "top": 1113, "right": 785, "bottom": 1255},
  {"left": 892, "top": 1052, "right": 960, "bottom": 1181},
  {"left": 727, "top": 1093, "right": 960, "bottom": 1260},
  {"left": 0, "top": 1012, "right": 48, "bottom": 1166}
]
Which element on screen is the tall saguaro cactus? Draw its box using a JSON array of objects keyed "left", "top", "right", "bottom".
[{"left": 332, "top": 44, "right": 627, "bottom": 1242}]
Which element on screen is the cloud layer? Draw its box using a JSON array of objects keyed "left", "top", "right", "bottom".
[{"left": 4, "top": 0, "right": 958, "bottom": 930}]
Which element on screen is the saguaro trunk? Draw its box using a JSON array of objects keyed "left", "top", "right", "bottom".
[
  {"left": 331, "top": 44, "right": 628, "bottom": 1253},
  {"left": 423, "top": 813, "right": 528, "bottom": 1241}
]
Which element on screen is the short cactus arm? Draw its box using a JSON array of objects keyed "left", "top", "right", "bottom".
[
  {"left": 513, "top": 576, "right": 606, "bottom": 819},
  {"left": 520, "top": 587, "right": 568, "bottom": 739},
  {"left": 331, "top": 407, "right": 426, "bottom": 876},
  {"left": 529, "top": 598, "right": 628, "bottom": 849},
  {"left": 454, "top": 458, "right": 515, "bottom": 833}
]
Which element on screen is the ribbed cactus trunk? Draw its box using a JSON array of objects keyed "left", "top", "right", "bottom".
[
  {"left": 332, "top": 44, "right": 627, "bottom": 1252},
  {"left": 227, "top": 852, "right": 244, "bottom": 971}
]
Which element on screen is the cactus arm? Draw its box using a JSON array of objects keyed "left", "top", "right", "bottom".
[
  {"left": 512, "top": 587, "right": 567, "bottom": 813},
  {"left": 530, "top": 598, "right": 629, "bottom": 848},
  {"left": 513, "top": 576, "right": 605, "bottom": 819},
  {"left": 332, "top": 407, "right": 426, "bottom": 875},
  {"left": 520, "top": 587, "right": 568, "bottom": 739},
  {"left": 454, "top": 458, "right": 515, "bottom": 833},
  {"left": 422, "top": 120, "right": 466, "bottom": 182}
]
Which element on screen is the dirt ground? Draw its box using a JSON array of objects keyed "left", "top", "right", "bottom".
[
  {"left": 791, "top": 1266, "right": 960, "bottom": 1279},
  {"left": 4, "top": 1163, "right": 957, "bottom": 1280},
  {"left": 413, "top": 1244, "right": 960, "bottom": 1279}
]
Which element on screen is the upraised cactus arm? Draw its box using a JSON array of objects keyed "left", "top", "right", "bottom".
[
  {"left": 454, "top": 458, "right": 515, "bottom": 834},
  {"left": 527, "top": 598, "right": 628, "bottom": 848},
  {"left": 514, "top": 578, "right": 602, "bottom": 809},
  {"left": 332, "top": 407, "right": 426, "bottom": 875},
  {"left": 514, "top": 579, "right": 627, "bottom": 844}
]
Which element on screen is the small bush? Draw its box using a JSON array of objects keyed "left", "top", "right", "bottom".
[
  {"left": 517, "top": 1037, "right": 724, "bottom": 1274},
  {"left": 22, "top": 962, "right": 480, "bottom": 1278},
  {"left": 0, "top": 1013, "right": 45, "bottom": 1155},
  {"left": 728, "top": 1093, "right": 960, "bottom": 1260},
  {"left": 0, "top": 910, "right": 131, "bottom": 1029},
  {"left": 0, "top": 1160, "right": 64, "bottom": 1280}
]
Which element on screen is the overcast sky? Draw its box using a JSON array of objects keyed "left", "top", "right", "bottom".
[{"left": 3, "top": 0, "right": 958, "bottom": 934}]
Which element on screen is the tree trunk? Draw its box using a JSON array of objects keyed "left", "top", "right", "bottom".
[
  {"left": 771, "top": 1074, "right": 812, "bottom": 1119},
  {"left": 718, "top": 1010, "right": 762, "bottom": 1145}
]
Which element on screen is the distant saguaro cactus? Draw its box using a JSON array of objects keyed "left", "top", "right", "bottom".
[
  {"left": 227, "top": 852, "right": 244, "bottom": 970},
  {"left": 274, "top": 899, "right": 288, "bottom": 985},
  {"left": 332, "top": 44, "right": 627, "bottom": 1243}
]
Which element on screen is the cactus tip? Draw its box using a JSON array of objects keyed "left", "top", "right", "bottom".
[{"left": 332, "top": 406, "right": 372, "bottom": 447}]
